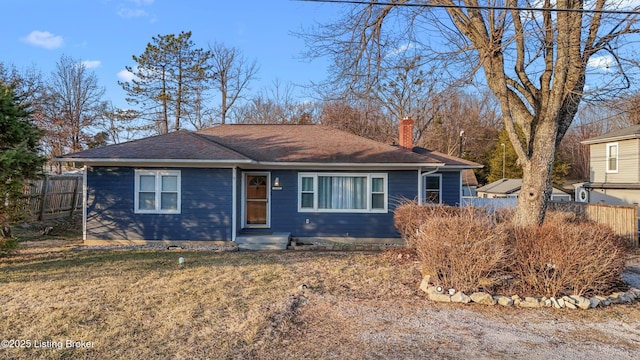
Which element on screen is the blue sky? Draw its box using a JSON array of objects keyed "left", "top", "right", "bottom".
[
  {"left": 0, "top": 0, "right": 341, "bottom": 108},
  {"left": 3, "top": 0, "right": 639, "bottom": 112}
]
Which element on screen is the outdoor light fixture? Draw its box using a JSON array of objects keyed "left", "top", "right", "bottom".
[{"left": 273, "top": 177, "right": 281, "bottom": 187}]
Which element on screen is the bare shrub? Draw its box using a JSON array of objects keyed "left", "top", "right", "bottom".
[
  {"left": 411, "top": 206, "right": 511, "bottom": 293},
  {"left": 510, "top": 217, "right": 627, "bottom": 298},
  {"left": 394, "top": 201, "right": 481, "bottom": 248}
]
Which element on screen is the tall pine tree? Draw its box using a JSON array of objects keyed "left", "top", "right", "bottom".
[{"left": 120, "top": 31, "right": 213, "bottom": 134}]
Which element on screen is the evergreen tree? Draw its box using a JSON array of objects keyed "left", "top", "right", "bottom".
[
  {"left": 0, "top": 84, "right": 46, "bottom": 239},
  {"left": 120, "top": 31, "right": 213, "bottom": 134},
  {"left": 488, "top": 128, "right": 569, "bottom": 184}
]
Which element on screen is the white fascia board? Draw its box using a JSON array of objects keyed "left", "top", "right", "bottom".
[
  {"left": 581, "top": 134, "right": 640, "bottom": 145},
  {"left": 54, "top": 158, "right": 253, "bottom": 168},
  {"left": 437, "top": 165, "right": 484, "bottom": 170},
  {"left": 248, "top": 161, "right": 446, "bottom": 170}
]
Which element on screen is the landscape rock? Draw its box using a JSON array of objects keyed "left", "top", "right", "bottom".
[
  {"left": 569, "top": 295, "right": 590, "bottom": 310},
  {"left": 451, "top": 291, "right": 471, "bottom": 304},
  {"left": 470, "top": 292, "right": 496, "bottom": 306},
  {"left": 429, "top": 293, "right": 452, "bottom": 303},
  {"left": 564, "top": 301, "right": 577, "bottom": 310},
  {"left": 557, "top": 298, "right": 566, "bottom": 308},
  {"left": 493, "top": 295, "right": 513, "bottom": 307},
  {"left": 608, "top": 292, "right": 625, "bottom": 304},
  {"left": 619, "top": 293, "right": 632, "bottom": 303},
  {"left": 419, "top": 276, "right": 433, "bottom": 294},
  {"left": 562, "top": 296, "right": 577, "bottom": 306},
  {"left": 595, "top": 296, "right": 611, "bottom": 306},
  {"left": 543, "top": 298, "right": 552, "bottom": 307},
  {"left": 518, "top": 297, "right": 541, "bottom": 308},
  {"left": 550, "top": 297, "right": 562, "bottom": 309},
  {"left": 511, "top": 295, "right": 522, "bottom": 306},
  {"left": 589, "top": 297, "right": 601, "bottom": 308}
]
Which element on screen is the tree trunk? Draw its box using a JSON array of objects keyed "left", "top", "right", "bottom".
[{"left": 512, "top": 119, "right": 558, "bottom": 226}]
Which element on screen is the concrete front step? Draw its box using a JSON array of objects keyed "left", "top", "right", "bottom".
[{"left": 235, "top": 232, "right": 291, "bottom": 250}]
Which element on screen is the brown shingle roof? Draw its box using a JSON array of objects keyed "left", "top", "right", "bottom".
[
  {"left": 59, "top": 130, "right": 251, "bottom": 161},
  {"left": 196, "top": 124, "right": 450, "bottom": 164},
  {"left": 57, "top": 124, "right": 482, "bottom": 168}
]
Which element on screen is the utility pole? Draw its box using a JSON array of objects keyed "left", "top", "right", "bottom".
[
  {"left": 501, "top": 143, "right": 506, "bottom": 179},
  {"left": 458, "top": 130, "right": 464, "bottom": 158}
]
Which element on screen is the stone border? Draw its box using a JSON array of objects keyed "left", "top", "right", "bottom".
[{"left": 419, "top": 276, "right": 640, "bottom": 309}]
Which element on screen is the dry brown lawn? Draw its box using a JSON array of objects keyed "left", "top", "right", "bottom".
[{"left": 1, "top": 232, "right": 639, "bottom": 359}]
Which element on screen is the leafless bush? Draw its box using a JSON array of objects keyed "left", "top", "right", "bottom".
[
  {"left": 394, "top": 201, "right": 484, "bottom": 248},
  {"left": 394, "top": 203, "right": 629, "bottom": 298},
  {"left": 510, "top": 217, "right": 627, "bottom": 298},
  {"left": 411, "top": 206, "right": 511, "bottom": 293}
]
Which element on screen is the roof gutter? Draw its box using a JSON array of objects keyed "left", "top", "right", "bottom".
[
  {"left": 251, "top": 161, "right": 447, "bottom": 168},
  {"left": 54, "top": 158, "right": 481, "bottom": 170},
  {"left": 53, "top": 158, "right": 255, "bottom": 168},
  {"left": 581, "top": 134, "right": 640, "bottom": 145}
]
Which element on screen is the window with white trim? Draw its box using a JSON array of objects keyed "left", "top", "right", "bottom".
[
  {"left": 298, "top": 173, "right": 387, "bottom": 212},
  {"left": 606, "top": 143, "right": 618, "bottom": 173},
  {"left": 135, "top": 170, "right": 181, "bottom": 214},
  {"left": 423, "top": 174, "right": 442, "bottom": 204}
]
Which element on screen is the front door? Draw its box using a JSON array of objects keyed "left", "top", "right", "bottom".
[{"left": 244, "top": 173, "right": 270, "bottom": 228}]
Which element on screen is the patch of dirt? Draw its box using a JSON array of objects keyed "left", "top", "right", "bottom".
[
  {"left": 256, "top": 292, "right": 640, "bottom": 359},
  {"left": 379, "top": 247, "right": 419, "bottom": 266}
]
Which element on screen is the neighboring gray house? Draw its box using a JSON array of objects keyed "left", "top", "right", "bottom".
[
  {"left": 581, "top": 124, "right": 640, "bottom": 206},
  {"left": 476, "top": 178, "right": 571, "bottom": 201}
]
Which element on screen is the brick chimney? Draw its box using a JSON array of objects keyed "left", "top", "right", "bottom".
[{"left": 399, "top": 118, "right": 415, "bottom": 150}]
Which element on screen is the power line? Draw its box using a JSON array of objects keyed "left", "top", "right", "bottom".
[{"left": 297, "top": 0, "right": 640, "bottom": 15}]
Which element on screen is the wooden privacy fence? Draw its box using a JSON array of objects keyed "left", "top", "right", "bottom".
[
  {"left": 549, "top": 201, "right": 639, "bottom": 248},
  {"left": 24, "top": 175, "right": 82, "bottom": 221}
]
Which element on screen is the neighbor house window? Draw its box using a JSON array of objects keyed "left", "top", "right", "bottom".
[
  {"left": 298, "top": 173, "right": 387, "bottom": 212},
  {"left": 606, "top": 143, "right": 618, "bottom": 173},
  {"left": 423, "top": 174, "right": 442, "bottom": 204},
  {"left": 135, "top": 170, "right": 181, "bottom": 214}
]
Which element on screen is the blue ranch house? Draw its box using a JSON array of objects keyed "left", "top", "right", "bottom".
[{"left": 56, "top": 120, "right": 481, "bottom": 248}]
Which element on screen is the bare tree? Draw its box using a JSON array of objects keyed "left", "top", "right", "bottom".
[
  {"left": 233, "top": 80, "right": 316, "bottom": 124},
  {"left": 319, "top": 99, "right": 396, "bottom": 143},
  {"left": 35, "top": 55, "right": 107, "bottom": 157},
  {"left": 303, "top": 1, "right": 640, "bottom": 226},
  {"left": 208, "top": 42, "right": 259, "bottom": 124},
  {"left": 0, "top": 63, "right": 43, "bottom": 106}
]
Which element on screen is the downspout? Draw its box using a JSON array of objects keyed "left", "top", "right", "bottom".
[
  {"left": 459, "top": 171, "right": 463, "bottom": 205},
  {"left": 419, "top": 167, "right": 440, "bottom": 204},
  {"left": 232, "top": 166, "right": 237, "bottom": 242},
  {"left": 82, "top": 166, "right": 87, "bottom": 242},
  {"left": 417, "top": 169, "right": 422, "bottom": 205}
]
